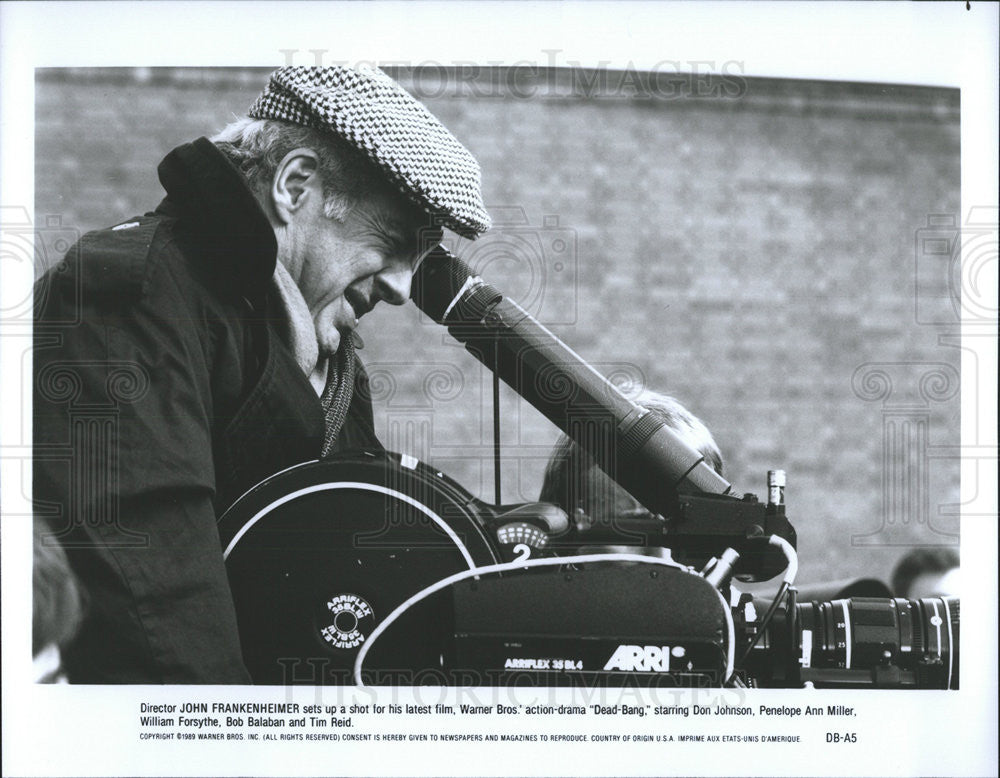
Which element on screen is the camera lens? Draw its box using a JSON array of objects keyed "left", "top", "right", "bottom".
[{"left": 789, "top": 596, "right": 959, "bottom": 689}]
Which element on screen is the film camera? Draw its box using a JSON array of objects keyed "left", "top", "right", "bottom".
[{"left": 218, "top": 249, "right": 959, "bottom": 690}]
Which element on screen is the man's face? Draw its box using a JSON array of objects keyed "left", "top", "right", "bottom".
[{"left": 293, "top": 185, "right": 441, "bottom": 356}]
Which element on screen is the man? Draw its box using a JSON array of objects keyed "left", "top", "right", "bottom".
[
  {"left": 891, "top": 547, "right": 960, "bottom": 598},
  {"left": 32, "top": 518, "right": 83, "bottom": 683},
  {"left": 33, "top": 66, "right": 490, "bottom": 683}
]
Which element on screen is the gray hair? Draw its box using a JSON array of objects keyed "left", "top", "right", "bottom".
[
  {"left": 633, "top": 390, "right": 723, "bottom": 476},
  {"left": 539, "top": 391, "right": 723, "bottom": 512},
  {"left": 210, "top": 117, "right": 381, "bottom": 220}
]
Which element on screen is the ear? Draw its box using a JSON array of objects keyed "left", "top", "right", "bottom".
[{"left": 269, "top": 148, "right": 321, "bottom": 225}]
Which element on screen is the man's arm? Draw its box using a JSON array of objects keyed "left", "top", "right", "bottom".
[{"left": 33, "top": 223, "right": 251, "bottom": 683}]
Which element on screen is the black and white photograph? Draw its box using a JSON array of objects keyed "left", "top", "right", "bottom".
[{"left": 2, "top": 2, "right": 997, "bottom": 776}]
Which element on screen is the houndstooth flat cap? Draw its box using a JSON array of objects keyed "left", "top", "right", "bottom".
[{"left": 248, "top": 65, "right": 491, "bottom": 238}]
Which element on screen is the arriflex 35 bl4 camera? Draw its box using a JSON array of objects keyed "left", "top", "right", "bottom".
[{"left": 218, "top": 249, "right": 959, "bottom": 690}]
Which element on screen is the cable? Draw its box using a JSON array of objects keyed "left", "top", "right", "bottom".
[
  {"left": 492, "top": 336, "right": 502, "bottom": 507},
  {"left": 351, "top": 552, "right": 734, "bottom": 687},
  {"left": 769, "top": 535, "right": 798, "bottom": 586},
  {"left": 737, "top": 536, "right": 799, "bottom": 666}
]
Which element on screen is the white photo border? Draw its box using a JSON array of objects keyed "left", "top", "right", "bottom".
[{"left": 2, "top": 2, "right": 996, "bottom": 777}]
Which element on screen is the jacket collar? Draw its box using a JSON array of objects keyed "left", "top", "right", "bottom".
[{"left": 155, "top": 137, "right": 277, "bottom": 301}]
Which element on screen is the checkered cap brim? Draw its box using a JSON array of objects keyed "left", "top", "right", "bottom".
[{"left": 249, "top": 66, "right": 490, "bottom": 238}]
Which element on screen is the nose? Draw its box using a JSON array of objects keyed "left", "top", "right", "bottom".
[{"left": 374, "top": 260, "right": 412, "bottom": 306}]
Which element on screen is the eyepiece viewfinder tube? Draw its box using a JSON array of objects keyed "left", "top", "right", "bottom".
[{"left": 411, "top": 247, "right": 732, "bottom": 517}]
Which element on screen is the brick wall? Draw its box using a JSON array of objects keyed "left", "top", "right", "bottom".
[{"left": 34, "top": 67, "right": 961, "bottom": 583}]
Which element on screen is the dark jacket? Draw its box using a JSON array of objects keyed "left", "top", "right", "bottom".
[{"left": 33, "top": 137, "right": 380, "bottom": 683}]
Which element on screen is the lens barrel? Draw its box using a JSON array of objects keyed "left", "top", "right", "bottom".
[{"left": 750, "top": 596, "right": 959, "bottom": 689}]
